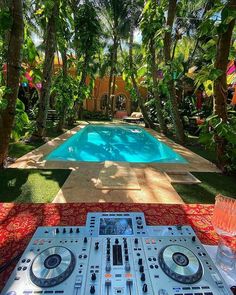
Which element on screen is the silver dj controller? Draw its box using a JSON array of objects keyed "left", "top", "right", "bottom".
[{"left": 1, "top": 212, "right": 232, "bottom": 295}]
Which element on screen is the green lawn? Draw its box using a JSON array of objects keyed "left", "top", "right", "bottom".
[
  {"left": 8, "top": 122, "right": 71, "bottom": 159},
  {"left": 173, "top": 172, "right": 236, "bottom": 204},
  {"left": 0, "top": 169, "right": 70, "bottom": 203},
  {"left": 9, "top": 141, "right": 43, "bottom": 158},
  {"left": 169, "top": 135, "right": 236, "bottom": 204}
]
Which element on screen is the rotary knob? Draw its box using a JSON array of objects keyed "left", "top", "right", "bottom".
[
  {"left": 84, "top": 237, "right": 88, "bottom": 243},
  {"left": 137, "top": 219, "right": 142, "bottom": 225},
  {"left": 139, "top": 265, "right": 144, "bottom": 273},
  {"left": 134, "top": 238, "right": 139, "bottom": 244},
  {"left": 115, "top": 238, "right": 119, "bottom": 244},
  {"left": 95, "top": 242, "right": 99, "bottom": 250},
  {"left": 142, "top": 284, "right": 148, "bottom": 293},
  {"left": 125, "top": 262, "right": 130, "bottom": 271},
  {"left": 141, "top": 273, "right": 146, "bottom": 281},
  {"left": 91, "top": 273, "right": 96, "bottom": 281},
  {"left": 106, "top": 262, "right": 111, "bottom": 272},
  {"left": 138, "top": 258, "right": 142, "bottom": 265},
  {"left": 90, "top": 285, "right": 95, "bottom": 294}
]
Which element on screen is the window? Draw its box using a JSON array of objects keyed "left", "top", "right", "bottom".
[{"left": 115, "top": 94, "right": 126, "bottom": 111}]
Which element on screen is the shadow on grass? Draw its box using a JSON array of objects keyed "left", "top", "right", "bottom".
[
  {"left": 0, "top": 169, "right": 70, "bottom": 203},
  {"left": 173, "top": 172, "right": 236, "bottom": 204}
]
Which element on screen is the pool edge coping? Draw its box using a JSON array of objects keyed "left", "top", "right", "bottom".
[{"left": 9, "top": 122, "right": 220, "bottom": 173}]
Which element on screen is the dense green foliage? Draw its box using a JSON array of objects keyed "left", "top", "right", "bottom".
[{"left": 0, "top": 0, "right": 236, "bottom": 172}]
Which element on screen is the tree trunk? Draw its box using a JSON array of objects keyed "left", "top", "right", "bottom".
[
  {"left": 107, "top": 37, "right": 118, "bottom": 116},
  {"left": 77, "top": 52, "right": 89, "bottom": 120},
  {"left": 129, "top": 1, "right": 155, "bottom": 129},
  {"left": 149, "top": 39, "right": 167, "bottom": 134},
  {"left": 111, "top": 74, "right": 116, "bottom": 113},
  {"left": 163, "top": 0, "right": 185, "bottom": 144},
  {"left": 213, "top": 0, "right": 236, "bottom": 171},
  {"left": 57, "top": 49, "right": 68, "bottom": 132},
  {"left": 34, "top": 1, "right": 59, "bottom": 139},
  {"left": 0, "top": 0, "right": 24, "bottom": 168}
]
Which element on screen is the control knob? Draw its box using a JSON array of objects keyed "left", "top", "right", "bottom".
[
  {"left": 142, "top": 284, "right": 148, "bottom": 293},
  {"left": 63, "top": 228, "right": 66, "bottom": 233},
  {"left": 192, "top": 236, "right": 196, "bottom": 242},
  {"left": 76, "top": 228, "right": 80, "bottom": 233},
  {"left": 134, "top": 238, "right": 139, "bottom": 244},
  {"left": 139, "top": 265, "right": 144, "bottom": 273},
  {"left": 84, "top": 237, "right": 88, "bottom": 243},
  {"left": 138, "top": 258, "right": 142, "bottom": 265},
  {"left": 106, "top": 262, "right": 111, "bottom": 272},
  {"left": 90, "top": 286, "right": 95, "bottom": 294},
  {"left": 91, "top": 273, "right": 96, "bottom": 281},
  {"left": 137, "top": 219, "right": 142, "bottom": 225},
  {"left": 115, "top": 238, "right": 119, "bottom": 244},
  {"left": 56, "top": 228, "right": 59, "bottom": 234},
  {"left": 141, "top": 273, "right": 146, "bottom": 281},
  {"left": 95, "top": 242, "right": 99, "bottom": 250},
  {"left": 70, "top": 228, "right": 73, "bottom": 233},
  {"left": 125, "top": 262, "right": 130, "bottom": 271}
]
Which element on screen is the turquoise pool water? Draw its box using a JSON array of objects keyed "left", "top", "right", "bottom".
[{"left": 45, "top": 125, "right": 187, "bottom": 163}]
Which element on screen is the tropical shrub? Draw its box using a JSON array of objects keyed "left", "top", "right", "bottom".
[{"left": 199, "top": 110, "right": 236, "bottom": 173}]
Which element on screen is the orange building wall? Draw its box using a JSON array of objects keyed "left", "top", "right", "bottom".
[
  {"left": 54, "top": 58, "right": 147, "bottom": 115},
  {"left": 85, "top": 76, "right": 147, "bottom": 116}
]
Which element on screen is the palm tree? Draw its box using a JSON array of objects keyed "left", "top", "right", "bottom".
[
  {"left": 97, "top": 0, "right": 130, "bottom": 115},
  {"left": 163, "top": 0, "right": 185, "bottom": 144},
  {"left": 0, "top": 0, "right": 24, "bottom": 167},
  {"left": 213, "top": 0, "right": 236, "bottom": 171},
  {"left": 141, "top": 0, "right": 167, "bottom": 133},
  {"left": 74, "top": 0, "right": 101, "bottom": 119},
  {"left": 128, "top": 0, "right": 155, "bottom": 129},
  {"left": 34, "top": 1, "right": 59, "bottom": 139}
]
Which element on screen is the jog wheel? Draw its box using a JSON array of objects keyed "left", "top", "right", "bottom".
[
  {"left": 158, "top": 245, "right": 203, "bottom": 284},
  {"left": 30, "top": 246, "right": 76, "bottom": 287}
]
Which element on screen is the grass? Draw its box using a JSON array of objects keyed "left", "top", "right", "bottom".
[
  {"left": 168, "top": 134, "right": 236, "bottom": 204},
  {"left": 173, "top": 172, "right": 236, "bottom": 204},
  {"left": 184, "top": 135, "right": 217, "bottom": 164},
  {"left": 0, "top": 169, "right": 70, "bottom": 203},
  {"left": 9, "top": 141, "right": 42, "bottom": 158},
  {"left": 8, "top": 122, "right": 70, "bottom": 159}
]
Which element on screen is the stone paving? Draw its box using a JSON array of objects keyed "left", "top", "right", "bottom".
[{"left": 9, "top": 122, "right": 220, "bottom": 204}]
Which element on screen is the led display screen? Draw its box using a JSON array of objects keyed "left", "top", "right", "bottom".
[{"left": 99, "top": 218, "right": 133, "bottom": 235}]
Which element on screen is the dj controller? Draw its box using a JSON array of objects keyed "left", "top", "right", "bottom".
[{"left": 1, "top": 212, "right": 233, "bottom": 295}]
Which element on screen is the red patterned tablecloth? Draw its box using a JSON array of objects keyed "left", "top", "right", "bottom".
[{"left": 0, "top": 203, "right": 218, "bottom": 291}]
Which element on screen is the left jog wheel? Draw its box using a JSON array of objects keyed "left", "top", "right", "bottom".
[{"left": 30, "top": 246, "right": 76, "bottom": 287}]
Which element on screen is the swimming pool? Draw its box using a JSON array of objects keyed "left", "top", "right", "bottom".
[{"left": 45, "top": 125, "right": 187, "bottom": 163}]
